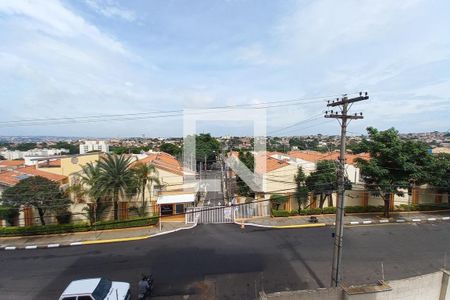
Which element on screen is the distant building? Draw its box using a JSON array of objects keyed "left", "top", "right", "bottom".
[
  {"left": 0, "top": 148, "right": 69, "bottom": 162},
  {"left": 431, "top": 147, "right": 450, "bottom": 154},
  {"left": 79, "top": 140, "right": 109, "bottom": 154}
]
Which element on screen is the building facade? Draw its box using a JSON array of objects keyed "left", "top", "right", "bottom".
[{"left": 79, "top": 140, "right": 109, "bottom": 154}]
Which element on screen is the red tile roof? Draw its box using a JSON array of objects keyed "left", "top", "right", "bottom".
[
  {"left": 0, "top": 166, "right": 67, "bottom": 187},
  {"left": 0, "top": 160, "right": 25, "bottom": 168},
  {"left": 136, "top": 152, "right": 184, "bottom": 176},
  {"left": 287, "top": 151, "right": 370, "bottom": 164},
  {"left": 255, "top": 153, "right": 290, "bottom": 174}
]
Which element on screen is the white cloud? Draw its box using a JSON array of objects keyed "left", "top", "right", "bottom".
[
  {"left": 0, "top": 0, "right": 129, "bottom": 56},
  {"left": 84, "top": 0, "right": 136, "bottom": 22}
]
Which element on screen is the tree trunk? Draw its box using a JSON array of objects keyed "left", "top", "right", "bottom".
[
  {"left": 328, "top": 192, "right": 333, "bottom": 207},
  {"left": 37, "top": 207, "right": 45, "bottom": 226},
  {"left": 141, "top": 184, "right": 146, "bottom": 216},
  {"left": 319, "top": 194, "right": 325, "bottom": 209},
  {"left": 113, "top": 192, "right": 119, "bottom": 221},
  {"left": 384, "top": 193, "right": 390, "bottom": 218}
]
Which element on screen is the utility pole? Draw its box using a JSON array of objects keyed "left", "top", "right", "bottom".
[{"left": 325, "top": 92, "right": 369, "bottom": 287}]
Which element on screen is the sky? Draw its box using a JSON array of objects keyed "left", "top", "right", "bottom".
[{"left": 0, "top": 0, "right": 449, "bottom": 138}]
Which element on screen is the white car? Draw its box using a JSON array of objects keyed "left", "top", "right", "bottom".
[{"left": 59, "top": 278, "right": 131, "bottom": 300}]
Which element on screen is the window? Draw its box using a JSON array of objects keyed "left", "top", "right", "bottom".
[
  {"left": 61, "top": 297, "right": 76, "bottom": 300},
  {"left": 91, "top": 278, "right": 112, "bottom": 300},
  {"left": 176, "top": 204, "right": 184, "bottom": 214},
  {"left": 77, "top": 296, "right": 93, "bottom": 300}
]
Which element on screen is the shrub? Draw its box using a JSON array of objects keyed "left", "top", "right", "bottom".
[
  {"left": 344, "top": 206, "right": 366, "bottom": 213},
  {"left": 366, "top": 205, "right": 384, "bottom": 212},
  {"left": 55, "top": 210, "right": 72, "bottom": 224},
  {"left": 0, "top": 223, "right": 90, "bottom": 236},
  {"left": 289, "top": 210, "right": 299, "bottom": 216},
  {"left": 272, "top": 209, "right": 290, "bottom": 217},
  {"left": 303, "top": 208, "right": 323, "bottom": 215},
  {"left": 398, "top": 203, "right": 450, "bottom": 212},
  {"left": 0, "top": 215, "right": 160, "bottom": 237},
  {"left": 322, "top": 207, "right": 337, "bottom": 214}
]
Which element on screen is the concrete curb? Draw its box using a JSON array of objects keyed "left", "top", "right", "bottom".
[
  {"left": 344, "top": 216, "right": 450, "bottom": 226},
  {"left": 235, "top": 221, "right": 326, "bottom": 229},
  {"left": 1, "top": 223, "right": 198, "bottom": 251},
  {"left": 237, "top": 216, "right": 450, "bottom": 229}
]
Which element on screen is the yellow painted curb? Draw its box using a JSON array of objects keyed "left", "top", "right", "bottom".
[
  {"left": 81, "top": 235, "right": 150, "bottom": 245},
  {"left": 272, "top": 223, "right": 327, "bottom": 229}
]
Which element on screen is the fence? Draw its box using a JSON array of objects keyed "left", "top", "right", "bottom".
[
  {"left": 235, "top": 201, "right": 270, "bottom": 219},
  {"left": 186, "top": 201, "right": 270, "bottom": 224}
]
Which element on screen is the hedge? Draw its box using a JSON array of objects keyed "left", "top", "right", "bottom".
[
  {"left": 0, "top": 215, "right": 159, "bottom": 237},
  {"left": 271, "top": 209, "right": 290, "bottom": 217},
  {"left": 271, "top": 203, "right": 450, "bottom": 217}
]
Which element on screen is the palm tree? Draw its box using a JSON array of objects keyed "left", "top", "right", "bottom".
[
  {"left": 76, "top": 162, "right": 108, "bottom": 224},
  {"left": 133, "top": 162, "right": 161, "bottom": 216},
  {"left": 96, "top": 154, "right": 137, "bottom": 220}
]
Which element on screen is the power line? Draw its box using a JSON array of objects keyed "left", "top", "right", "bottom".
[{"left": 0, "top": 93, "right": 359, "bottom": 128}]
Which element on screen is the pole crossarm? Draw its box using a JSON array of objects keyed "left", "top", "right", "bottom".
[
  {"left": 327, "top": 93, "right": 369, "bottom": 107},
  {"left": 324, "top": 115, "right": 364, "bottom": 119}
]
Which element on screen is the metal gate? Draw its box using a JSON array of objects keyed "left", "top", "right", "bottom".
[
  {"left": 186, "top": 202, "right": 270, "bottom": 224},
  {"left": 186, "top": 206, "right": 234, "bottom": 224}
]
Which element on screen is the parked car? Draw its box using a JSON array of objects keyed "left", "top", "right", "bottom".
[{"left": 59, "top": 278, "right": 131, "bottom": 300}]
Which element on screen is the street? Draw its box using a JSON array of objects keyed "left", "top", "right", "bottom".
[
  {"left": 203, "top": 170, "right": 225, "bottom": 206},
  {"left": 1, "top": 223, "right": 449, "bottom": 299}
]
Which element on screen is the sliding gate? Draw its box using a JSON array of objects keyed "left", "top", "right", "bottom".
[{"left": 186, "top": 201, "right": 269, "bottom": 224}]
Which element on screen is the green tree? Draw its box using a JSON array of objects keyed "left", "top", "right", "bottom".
[
  {"left": 305, "top": 160, "right": 337, "bottom": 209},
  {"left": 160, "top": 143, "right": 181, "bottom": 157},
  {"left": 237, "top": 151, "right": 255, "bottom": 197},
  {"left": 110, "top": 146, "right": 128, "bottom": 155},
  {"left": 426, "top": 153, "right": 450, "bottom": 201},
  {"left": 96, "top": 154, "right": 137, "bottom": 220},
  {"left": 294, "top": 167, "right": 309, "bottom": 213},
  {"left": 50, "top": 141, "right": 79, "bottom": 154},
  {"left": 133, "top": 162, "right": 161, "bottom": 216},
  {"left": 72, "top": 162, "right": 109, "bottom": 224},
  {"left": 0, "top": 205, "right": 19, "bottom": 225},
  {"left": 348, "top": 139, "right": 370, "bottom": 154},
  {"left": 356, "top": 127, "right": 432, "bottom": 218},
  {"left": 2, "top": 176, "right": 70, "bottom": 225},
  {"left": 270, "top": 193, "right": 288, "bottom": 210},
  {"left": 12, "top": 142, "right": 37, "bottom": 151},
  {"left": 186, "top": 133, "right": 220, "bottom": 169}
]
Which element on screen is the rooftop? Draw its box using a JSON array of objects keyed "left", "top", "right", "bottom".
[
  {"left": 287, "top": 150, "right": 370, "bottom": 165},
  {"left": 136, "top": 151, "right": 184, "bottom": 176},
  {"left": 0, "top": 159, "right": 25, "bottom": 168},
  {"left": 0, "top": 165, "right": 67, "bottom": 187}
]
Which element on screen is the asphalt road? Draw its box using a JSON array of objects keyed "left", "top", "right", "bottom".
[
  {"left": 203, "top": 170, "right": 225, "bottom": 206},
  {"left": 1, "top": 223, "right": 450, "bottom": 300}
]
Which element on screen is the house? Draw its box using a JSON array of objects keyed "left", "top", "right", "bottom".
[
  {"left": 133, "top": 152, "right": 198, "bottom": 221},
  {"left": 0, "top": 165, "right": 68, "bottom": 226},
  {"left": 284, "top": 150, "right": 446, "bottom": 210},
  {"left": 232, "top": 152, "right": 299, "bottom": 212},
  {"left": 0, "top": 159, "right": 25, "bottom": 172}
]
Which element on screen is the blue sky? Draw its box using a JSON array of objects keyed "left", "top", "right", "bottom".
[{"left": 0, "top": 0, "right": 449, "bottom": 137}]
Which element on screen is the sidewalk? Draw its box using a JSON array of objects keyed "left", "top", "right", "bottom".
[
  {"left": 239, "top": 210, "right": 450, "bottom": 228},
  {"left": 0, "top": 221, "right": 194, "bottom": 250}
]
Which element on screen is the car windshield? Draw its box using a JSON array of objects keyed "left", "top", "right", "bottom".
[{"left": 91, "top": 278, "right": 112, "bottom": 300}]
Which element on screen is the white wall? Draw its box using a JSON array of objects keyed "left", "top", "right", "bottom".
[{"left": 261, "top": 270, "right": 450, "bottom": 300}]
